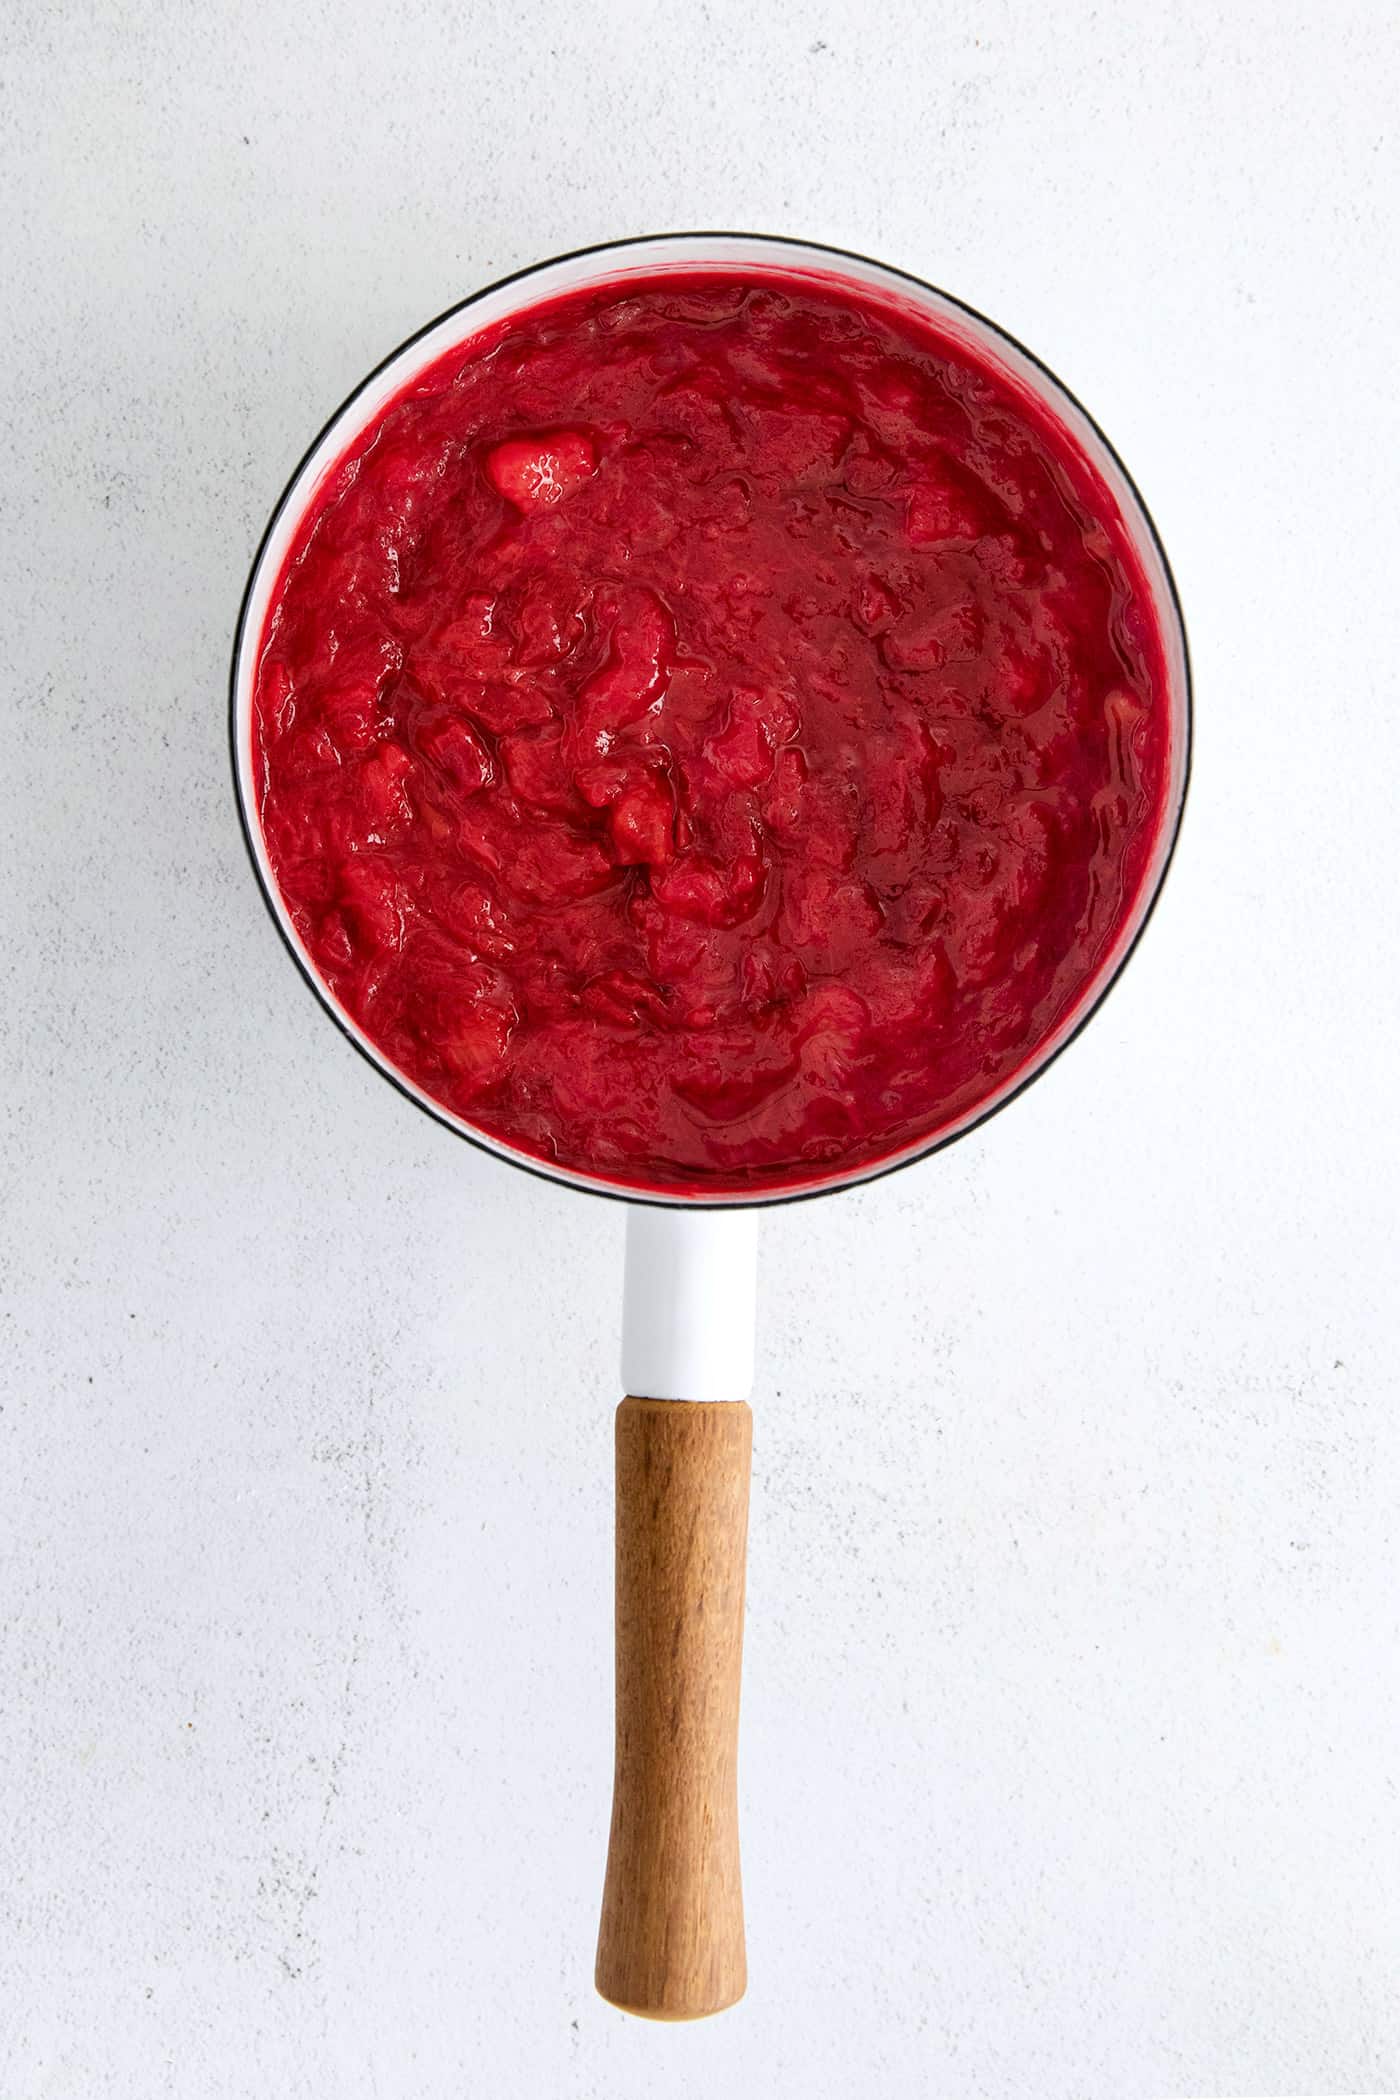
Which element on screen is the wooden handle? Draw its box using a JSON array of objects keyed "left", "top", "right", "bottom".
[{"left": 595, "top": 1396, "right": 752, "bottom": 2020}]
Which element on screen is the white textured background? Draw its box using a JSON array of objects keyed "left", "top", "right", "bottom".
[{"left": 3, "top": 4, "right": 1398, "bottom": 2096}]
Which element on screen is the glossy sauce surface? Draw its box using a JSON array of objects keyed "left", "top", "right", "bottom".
[{"left": 254, "top": 272, "right": 1171, "bottom": 1193}]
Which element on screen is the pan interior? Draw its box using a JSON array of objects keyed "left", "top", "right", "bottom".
[{"left": 231, "top": 234, "right": 1190, "bottom": 1209}]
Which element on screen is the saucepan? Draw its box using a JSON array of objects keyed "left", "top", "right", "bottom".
[{"left": 230, "top": 231, "right": 1191, "bottom": 2021}]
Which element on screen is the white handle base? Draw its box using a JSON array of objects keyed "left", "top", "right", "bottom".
[{"left": 620, "top": 1208, "right": 758, "bottom": 1403}]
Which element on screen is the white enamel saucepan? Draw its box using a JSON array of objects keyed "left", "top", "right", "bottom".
[{"left": 231, "top": 232, "right": 1191, "bottom": 2020}]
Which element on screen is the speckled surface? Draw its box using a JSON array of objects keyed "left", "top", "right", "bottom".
[{"left": 2, "top": 4, "right": 1398, "bottom": 2096}]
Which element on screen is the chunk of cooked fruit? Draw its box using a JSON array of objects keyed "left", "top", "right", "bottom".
[
  {"left": 337, "top": 854, "right": 404, "bottom": 950},
  {"left": 433, "top": 877, "right": 516, "bottom": 956},
  {"left": 418, "top": 715, "right": 495, "bottom": 794},
  {"left": 790, "top": 983, "right": 871, "bottom": 1081},
  {"left": 650, "top": 852, "right": 765, "bottom": 927},
  {"left": 573, "top": 588, "right": 676, "bottom": 753},
  {"left": 608, "top": 776, "right": 675, "bottom": 865},
  {"left": 507, "top": 828, "right": 616, "bottom": 903},
  {"left": 317, "top": 632, "right": 404, "bottom": 755},
  {"left": 780, "top": 866, "right": 884, "bottom": 952},
  {"left": 423, "top": 979, "right": 516, "bottom": 1091},
  {"left": 704, "top": 686, "right": 799, "bottom": 788},
  {"left": 904, "top": 463, "right": 991, "bottom": 544},
  {"left": 760, "top": 747, "right": 808, "bottom": 834},
  {"left": 356, "top": 741, "right": 415, "bottom": 835},
  {"left": 514, "top": 582, "right": 584, "bottom": 666},
  {"left": 499, "top": 727, "right": 578, "bottom": 812},
  {"left": 485, "top": 431, "right": 597, "bottom": 511}
]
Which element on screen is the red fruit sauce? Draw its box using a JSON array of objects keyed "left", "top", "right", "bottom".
[{"left": 252, "top": 271, "right": 1173, "bottom": 1195}]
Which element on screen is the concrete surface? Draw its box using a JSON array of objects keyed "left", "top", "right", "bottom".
[{"left": 3, "top": 2, "right": 1398, "bottom": 2096}]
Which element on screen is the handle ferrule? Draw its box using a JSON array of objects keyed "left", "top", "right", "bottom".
[{"left": 621, "top": 1207, "right": 758, "bottom": 1403}]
